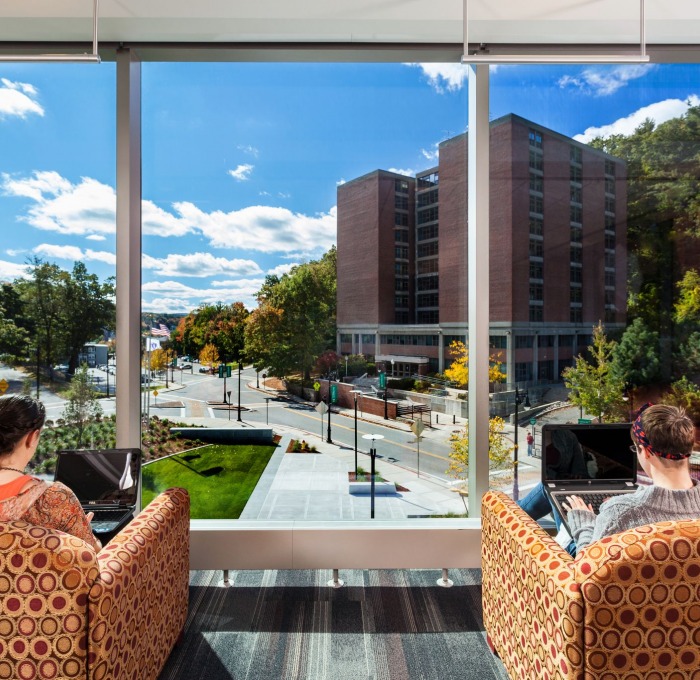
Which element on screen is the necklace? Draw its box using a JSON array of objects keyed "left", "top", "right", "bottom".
[{"left": 0, "top": 466, "right": 26, "bottom": 475}]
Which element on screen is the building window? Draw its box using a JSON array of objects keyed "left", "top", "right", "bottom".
[
  {"left": 605, "top": 271, "right": 616, "bottom": 287},
  {"left": 539, "top": 360, "right": 554, "bottom": 380},
  {"left": 515, "top": 362, "right": 533, "bottom": 382},
  {"left": 539, "top": 335, "right": 555, "bottom": 348},
  {"left": 489, "top": 336, "right": 508, "bottom": 349},
  {"left": 529, "top": 305, "right": 543, "bottom": 322},
  {"left": 529, "top": 174, "right": 543, "bottom": 193},
  {"left": 361, "top": 334, "right": 375, "bottom": 344},
  {"left": 528, "top": 128, "right": 543, "bottom": 148},
  {"left": 604, "top": 308, "right": 617, "bottom": 323},
  {"left": 605, "top": 215, "right": 616, "bottom": 231},
  {"left": 394, "top": 212, "right": 409, "bottom": 226},
  {"left": 570, "top": 165, "right": 582, "bottom": 183},
  {"left": 529, "top": 216, "right": 543, "bottom": 236},
  {"left": 395, "top": 295, "right": 408, "bottom": 308},
  {"left": 394, "top": 228, "right": 409, "bottom": 243},
  {"left": 395, "top": 262, "right": 408, "bottom": 276},
  {"left": 570, "top": 286, "right": 582, "bottom": 304},
  {"left": 417, "top": 206, "right": 439, "bottom": 224},
  {"left": 529, "top": 149, "right": 543, "bottom": 172},
  {"left": 570, "top": 204, "right": 582, "bottom": 223},
  {"left": 417, "top": 274, "right": 439, "bottom": 291},
  {"left": 529, "top": 261, "right": 543, "bottom": 280},
  {"left": 605, "top": 234, "right": 616, "bottom": 250},
  {"left": 605, "top": 290, "right": 616, "bottom": 306},
  {"left": 394, "top": 195, "right": 408, "bottom": 210},
  {"left": 395, "top": 179, "right": 409, "bottom": 193},
  {"left": 605, "top": 196, "right": 616, "bottom": 213},
  {"left": 570, "top": 185, "right": 582, "bottom": 203},
  {"left": 570, "top": 245, "right": 583, "bottom": 263},
  {"left": 394, "top": 246, "right": 408, "bottom": 259},
  {"left": 417, "top": 259, "right": 438, "bottom": 274},
  {"left": 417, "top": 293, "right": 439, "bottom": 307},
  {"left": 605, "top": 177, "right": 616, "bottom": 195},
  {"left": 417, "top": 224, "right": 438, "bottom": 241},
  {"left": 395, "top": 311, "right": 410, "bottom": 324},
  {"left": 417, "top": 241, "right": 438, "bottom": 258},
  {"left": 529, "top": 194, "right": 544, "bottom": 214},
  {"left": 559, "top": 335, "right": 574, "bottom": 347},
  {"left": 570, "top": 145, "right": 582, "bottom": 164},
  {"left": 417, "top": 172, "right": 438, "bottom": 188},
  {"left": 394, "top": 278, "right": 409, "bottom": 291},
  {"left": 417, "top": 189, "right": 438, "bottom": 207},
  {"left": 605, "top": 252, "right": 616, "bottom": 268},
  {"left": 529, "top": 238, "right": 543, "bottom": 258},
  {"left": 417, "top": 310, "right": 439, "bottom": 324},
  {"left": 570, "top": 267, "right": 582, "bottom": 284},
  {"left": 605, "top": 160, "right": 616, "bottom": 176},
  {"left": 515, "top": 335, "right": 534, "bottom": 349},
  {"left": 570, "top": 225, "right": 582, "bottom": 243},
  {"left": 340, "top": 334, "right": 352, "bottom": 343},
  {"left": 529, "top": 283, "right": 543, "bottom": 301},
  {"left": 570, "top": 307, "right": 583, "bottom": 323}
]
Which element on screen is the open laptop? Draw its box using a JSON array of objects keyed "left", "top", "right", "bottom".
[
  {"left": 54, "top": 448, "right": 141, "bottom": 536},
  {"left": 541, "top": 424, "right": 638, "bottom": 534}
]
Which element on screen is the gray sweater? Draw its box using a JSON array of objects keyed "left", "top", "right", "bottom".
[{"left": 567, "top": 480, "right": 700, "bottom": 550}]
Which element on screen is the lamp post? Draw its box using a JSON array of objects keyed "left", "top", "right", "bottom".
[
  {"left": 513, "top": 386, "right": 530, "bottom": 469},
  {"left": 256, "top": 369, "right": 259, "bottom": 388},
  {"left": 222, "top": 355, "right": 228, "bottom": 404},
  {"left": 344, "top": 355, "right": 349, "bottom": 380},
  {"left": 350, "top": 389, "right": 363, "bottom": 476},
  {"left": 362, "top": 434, "right": 385, "bottom": 519},
  {"left": 237, "top": 361, "right": 243, "bottom": 422},
  {"left": 264, "top": 397, "right": 271, "bottom": 424},
  {"left": 326, "top": 377, "right": 333, "bottom": 443}
]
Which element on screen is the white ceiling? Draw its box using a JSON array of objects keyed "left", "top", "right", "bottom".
[{"left": 0, "top": 1, "right": 699, "bottom": 57}]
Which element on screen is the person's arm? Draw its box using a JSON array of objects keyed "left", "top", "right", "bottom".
[
  {"left": 22, "top": 482, "right": 101, "bottom": 551},
  {"left": 564, "top": 495, "right": 627, "bottom": 551}
]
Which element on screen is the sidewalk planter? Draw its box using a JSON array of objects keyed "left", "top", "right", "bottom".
[{"left": 348, "top": 481, "right": 397, "bottom": 495}]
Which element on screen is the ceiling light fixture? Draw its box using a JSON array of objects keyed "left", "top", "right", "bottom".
[
  {"left": 461, "top": 0, "right": 650, "bottom": 65},
  {"left": 0, "top": 0, "right": 101, "bottom": 63}
]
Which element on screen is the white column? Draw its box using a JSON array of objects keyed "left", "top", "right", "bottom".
[
  {"left": 115, "top": 49, "right": 142, "bottom": 449},
  {"left": 467, "top": 64, "right": 490, "bottom": 518}
]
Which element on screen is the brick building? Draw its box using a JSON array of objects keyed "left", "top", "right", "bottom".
[{"left": 336, "top": 113, "right": 627, "bottom": 385}]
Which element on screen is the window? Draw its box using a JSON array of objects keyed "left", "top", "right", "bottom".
[
  {"left": 395, "top": 262, "right": 408, "bottom": 276},
  {"left": 395, "top": 229, "right": 409, "bottom": 243},
  {"left": 605, "top": 215, "right": 616, "bottom": 231},
  {"left": 570, "top": 146, "right": 582, "bottom": 164},
  {"left": 570, "top": 165, "right": 582, "bottom": 183},
  {"left": 515, "top": 363, "right": 533, "bottom": 382},
  {"left": 417, "top": 206, "right": 438, "bottom": 224},
  {"left": 605, "top": 252, "right": 616, "bottom": 268},
  {"left": 529, "top": 306, "right": 543, "bottom": 322},
  {"left": 570, "top": 267, "right": 583, "bottom": 284},
  {"left": 529, "top": 194, "right": 544, "bottom": 214},
  {"left": 416, "top": 310, "right": 439, "bottom": 324},
  {"left": 570, "top": 287, "right": 582, "bottom": 303},
  {"left": 559, "top": 335, "right": 574, "bottom": 348},
  {"left": 605, "top": 197, "right": 616, "bottom": 213},
  {"left": 529, "top": 129, "right": 543, "bottom": 148},
  {"left": 570, "top": 307, "right": 583, "bottom": 323},
  {"left": 395, "top": 195, "right": 409, "bottom": 210},
  {"left": 417, "top": 293, "right": 439, "bottom": 307},
  {"left": 394, "top": 311, "right": 409, "bottom": 324},
  {"left": 394, "top": 278, "right": 409, "bottom": 291},
  {"left": 605, "top": 271, "right": 616, "bottom": 287},
  {"left": 417, "top": 172, "right": 438, "bottom": 189},
  {"left": 570, "top": 185, "right": 582, "bottom": 203},
  {"left": 570, "top": 225, "right": 582, "bottom": 243},
  {"left": 529, "top": 216, "right": 543, "bottom": 236},
  {"left": 417, "top": 224, "right": 438, "bottom": 241},
  {"left": 417, "top": 241, "right": 438, "bottom": 258},
  {"left": 395, "top": 295, "right": 408, "bottom": 307},
  {"left": 605, "top": 160, "right": 616, "bottom": 176},
  {"left": 515, "top": 335, "right": 534, "bottom": 349},
  {"left": 529, "top": 174, "right": 543, "bottom": 193},
  {"left": 394, "top": 246, "right": 408, "bottom": 259},
  {"left": 340, "top": 334, "right": 352, "bottom": 343},
  {"left": 605, "top": 234, "right": 616, "bottom": 250},
  {"left": 604, "top": 308, "right": 617, "bottom": 323},
  {"left": 539, "top": 335, "right": 555, "bottom": 348},
  {"left": 529, "top": 261, "right": 543, "bottom": 279},
  {"left": 394, "top": 212, "right": 409, "bottom": 226},
  {"left": 529, "top": 239, "right": 543, "bottom": 258},
  {"left": 417, "top": 259, "right": 438, "bottom": 274},
  {"left": 417, "top": 274, "right": 439, "bottom": 291},
  {"left": 605, "top": 290, "right": 616, "bottom": 306},
  {"left": 529, "top": 283, "right": 543, "bottom": 301},
  {"left": 529, "top": 149, "right": 543, "bottom": 171},
  {"left": 417, "top": 189, "right": 438, "bottom": 207},
  {"left": 538, "top": 360, "right": 554, "bottom": 380},
  {"left": 570, "top": 245, "right": 583, "bottom": 263},
  {"left": 361, "top": 334, "right": 375, "bottom": 344},
  {"left": 570, "top": 204, "right": 582, "bottom": 223},
  {"left": 605, "top": 177, "right": 616, "bottom": 195},
  {"left": 395, "top": 179, "right": 409, "bottom": 193},
  {"left": 489, "top": 336, "right": 508, "bottom": 349}
]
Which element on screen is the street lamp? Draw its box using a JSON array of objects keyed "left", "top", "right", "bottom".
[
  {"left": 256, "top": 369, "right": 259, "bottom": 389},
  {"left": 344, "top": 355, "right": 349, "bottom": 380},
  {"left": 513, "top": 386, "right": 530, "bottom": 469},
  {"left": 326, "top": 377, "right": 333, "bottom": 444},
  {"left": 237, "top": 361, "right": 243, "bottom": 422},
  {"left": 350, "top": 389, "right": 363, "bottom": 476},
  {"left": 383, "top": 359, "right": 395, "bottom": 420},
  {"left": 362, "top": 434, "right": 385, "bottom": 519}
]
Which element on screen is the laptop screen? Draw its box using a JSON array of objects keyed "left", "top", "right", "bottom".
[
  {"left": 54, "top": 449, "right": 141, "bottom": 507},
  {"left": 541, "top": 424, "right": 636, "bottom": 484}
]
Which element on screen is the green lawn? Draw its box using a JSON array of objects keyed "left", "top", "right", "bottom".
[{"left": 141, "top": 443, "right": 276, "bottom": 519}]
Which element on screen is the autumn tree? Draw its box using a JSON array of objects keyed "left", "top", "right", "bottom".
[
  {"left": 447, "top": 416, "right": 512, "bottom": 492},
  {"left": 562, "top": 323, "right": 626, "bottom": 423},
  {"left": 443, "top": 340, "right": 506, "bottom": 388},
  {"left": 199, "top": 343, "right": 219, "bottom": 372},
  {"left": 173, "top": 302, "right": 249, "bottom": 361}
]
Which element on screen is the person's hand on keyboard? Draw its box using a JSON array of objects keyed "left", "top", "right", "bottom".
[
  {"left": 562, "top": 495, "right": 594, "bottom": 513},
  {"left": 86, "top": 511, "right": 94, "bottom": 522}
]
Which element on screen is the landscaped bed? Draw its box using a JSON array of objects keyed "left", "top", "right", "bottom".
[{"left": 141, "top": 443, "right": 276, "bottom": 518}]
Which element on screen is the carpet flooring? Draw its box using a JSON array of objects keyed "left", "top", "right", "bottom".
[{"left": 159, "top": 569, "right": 509, "bottom": 680}]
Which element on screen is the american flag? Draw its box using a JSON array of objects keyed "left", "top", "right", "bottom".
[{"left": 151, "top": 323, "right": 170, "bottom": 337}]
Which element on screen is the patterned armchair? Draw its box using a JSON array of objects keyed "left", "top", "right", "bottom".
[
  {"left": 0, "top": 487, "right": 189, "bottom": 680},
  {"left": 482, "top": 490, "right": 700, "bottom": 680}
]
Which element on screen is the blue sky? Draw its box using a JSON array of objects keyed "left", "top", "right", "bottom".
[{"left": 1, "top": 61, "right": 699, "bottom": 314}]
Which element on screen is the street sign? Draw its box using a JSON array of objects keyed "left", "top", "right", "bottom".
[
  {"left": 152, "top": 390, "right": 158, "bottom": 397},
  {"left": 330, "top": 384, "right": 338, "bottom": 404},
  {"left": 529, "top": 417, "right": 537, "bottom": 425},
  {"left": 315, "top": 401, "right": 328, "bottom": 415},
  {"left": 313, "top": 381, "right": 321, "bottom": 391},
  {"left": 411, "top": 420, "right": 425, "bottom": 437},
  {"left": 578, "top": 418, "right": 592, "bottom": 424},
  {"left": 0, "top": 378, "right": 8, "bottom": 394},
  {"left": 378, "top": 372, "right": 386, "bottom": 389}
]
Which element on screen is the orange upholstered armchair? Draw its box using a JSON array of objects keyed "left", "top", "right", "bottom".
[
  {"left": 0, "top": 487, "right": 189, "bottom": 680},
  {"left": 481, "top": 490, "right": 700, "bottom": 680}
]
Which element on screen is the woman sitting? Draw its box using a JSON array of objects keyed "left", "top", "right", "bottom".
[{"left": 0, "top": 394, "right": 101, "bottom": 551}]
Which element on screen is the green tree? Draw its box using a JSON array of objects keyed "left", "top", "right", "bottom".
[
  {"left": 447, "top": 416, "right": 512, "bottom": 488},
  {"left": 244, "top": 248, "right": 337, "bottom": 379},
  {"left": 612, "top": 317, "right": 661, "bottom": 386},
  {"left": 660, "top": 376, "right": 700, "bottom": 422},
  {"left": 675, "top": 269, "right": 700, "bottom": 323},
  {"left": 61, "top": 364, "right": 103, "bottom": 448},
  {"left": 0, "top": 303, "right": 29, "bottom": 360},
  {"left": 562, "top": 323, "right": 626, "bottom": 423},
  {"left": 173, "top": 302, "right": 248, "bottom": 361}
]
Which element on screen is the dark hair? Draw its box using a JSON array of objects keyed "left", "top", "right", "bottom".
[{"left": 0, "top": 395, "right": 46, "bottom": 455}]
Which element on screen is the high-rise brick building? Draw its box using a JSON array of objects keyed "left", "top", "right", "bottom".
[{"left": 336, "top": 113, "right": 627, "bottom": 384}]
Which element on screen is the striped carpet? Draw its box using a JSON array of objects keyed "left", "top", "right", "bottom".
[{"left": 159, "top": 569, "right": 509, "bottom": 680}]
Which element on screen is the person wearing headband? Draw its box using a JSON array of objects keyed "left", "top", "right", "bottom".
[
  {"left": 563, "top": 403, "right": 700, "bottom": 552},
  {"left": 0, "top": 394, "right": 101, "bottom": 551}
]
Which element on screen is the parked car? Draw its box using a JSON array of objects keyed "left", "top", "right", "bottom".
[
  {"left": 181, "top": 364, "right": 192, "bottom": 370},
  {"left": 198, "top": 366, "right": 209, "bottom": 373}
]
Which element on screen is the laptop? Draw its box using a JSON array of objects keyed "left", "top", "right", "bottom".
[
  {"left": 54, "top": 448, "right": 141, "bottom": 536},
  {"left": 541, "top": 424, "right": 638, "bottom": 533}
]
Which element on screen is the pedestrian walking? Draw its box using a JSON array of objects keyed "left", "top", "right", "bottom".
[{"left": 526, "top": 431, "right": 534, "bottom": 457}]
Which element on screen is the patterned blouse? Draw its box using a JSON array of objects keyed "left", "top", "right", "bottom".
[{"left": 0, "top": 476, "right": 101, "bottom": 551}]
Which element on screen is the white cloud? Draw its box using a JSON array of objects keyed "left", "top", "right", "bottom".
[
  {"left": 210, "top": 278, "right": 265, "bottom": 289},
  {"left": 266, "top": 263, "right": 297, "bottom": 277},
  {"left": 0, "top": 78, "right": 44, "bottom": 119},
  {"left": 173, "top": 203, "right": 337, "bottom": 255},
  {"left": 142, "top": 297, "right": 193, "bottom": 314},
  {"left": 228, "top": 164, "right": 254, "bottom": 181},
  {"left": 574, "top": 95, "right": 700, "bottom": 143},
  {"left": 33, "top": 243, "right": 116, "bottom": 265},
  {"left": 141, "top": 252, "right": 263, "bottom": 278},
  {"left": 0, "top": 259, "right": 30, "bottom": 281},
  {"left": 558, "top": 65, "right": 655, "bottom": 97},
  {"left": 5, "top": 248, "right": 26, "bottom": 257},
  {"left": 237, "top": 144, "right": 259, "bottom": 157},
  {"left": 85, "top": 234, "right": 106, "bottom": 241},
  {"left": 336, "top": 178, "right": 346, "bottom": 186},
  {"left": 405, "top": 63, "right": 468, "bottom": 94},
  {"left": 421, "top": 144, "right": 440, "bottom": 162},
  {"left": 388, "top": 168, "right": 415, "bottom": 177},
  {"left": 142, "top": 278, "right": 265, "bottom": 312}
]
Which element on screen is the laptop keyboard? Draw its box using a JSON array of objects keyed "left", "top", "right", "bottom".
[
  {"left": 89, "top": 508, "right": 127, "bottom": 533},
  {"left": 561, "top": 490, "right": 632, "bottom": 514}
]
